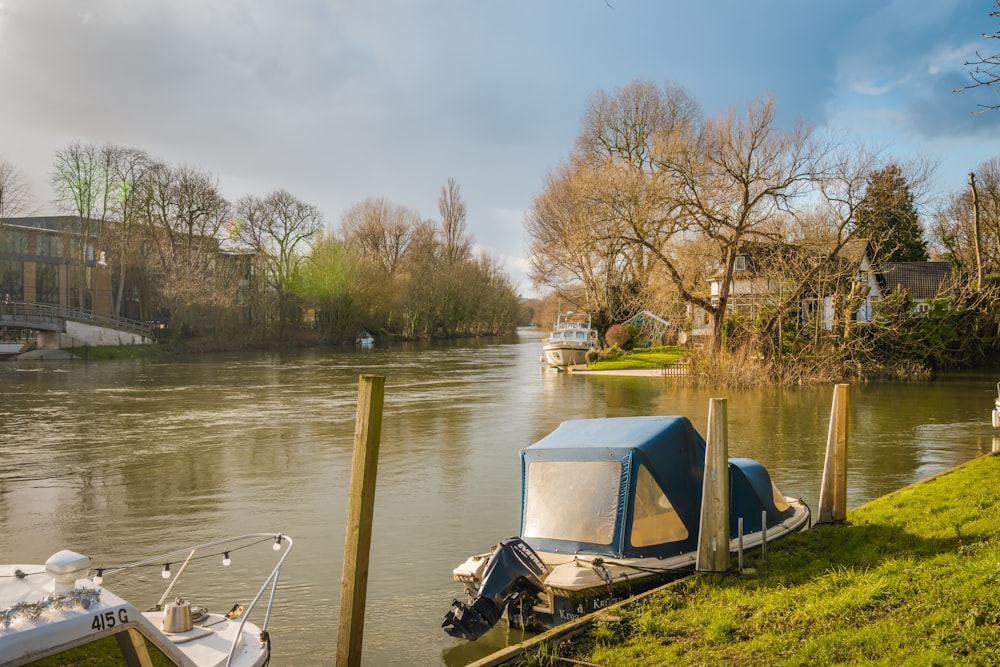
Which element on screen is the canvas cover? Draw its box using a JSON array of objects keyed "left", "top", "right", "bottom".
[{"left": 519, "top": 416, "right": 795, "bottom": 559}]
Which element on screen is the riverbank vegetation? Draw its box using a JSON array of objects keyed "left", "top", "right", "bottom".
[
  {"left": 1, "top": 148, "right": 523, "bottom": 349},
  {"left": 527, "top": 73, "right": 1000, "bottom": 385},
  {"left": 523, "top": 453, "right": 1000, "bottom": 666}
]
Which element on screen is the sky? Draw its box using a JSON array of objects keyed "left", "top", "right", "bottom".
[{"left": 2, "top": 1, "right": 1000, "bottom": 298}]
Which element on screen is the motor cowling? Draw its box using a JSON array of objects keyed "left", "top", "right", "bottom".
[{"left": 442, "top": 537, "right": 548, "bottom": 641}]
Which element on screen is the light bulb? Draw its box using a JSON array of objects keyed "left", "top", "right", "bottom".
[
  {"left": 161, "top": 563, "right": 171, "bottom": 579},
  {"left": 94, "top": 568, "right": 104, "bottom": 585},
  {"left": 222, "top": 552, "right": 231, "bottom": 567},
  {"left": 273, "top": 535, "right": 282, "bottom": 551}
]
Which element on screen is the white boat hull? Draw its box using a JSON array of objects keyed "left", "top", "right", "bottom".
[
  {"left": 542, "top": 344, "right": 591, "bottom": 368},
  {"left": 451, "top": 498, "right": 810, "bottom": 631}
]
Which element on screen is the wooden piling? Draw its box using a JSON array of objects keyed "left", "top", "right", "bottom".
[
  {"left": 336, "top": 374, "right": 386, "bottom": 667},
  {"left": 697, "top": 398, "right": 730, "bottom": 573},
  {"left": 817, "top": 383, "right": 848, "bottom": 524}
]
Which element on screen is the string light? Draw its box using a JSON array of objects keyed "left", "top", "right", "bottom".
[
  {"left": 161, "top": 563, "right": 171, "bottom": 579},
  {"left": 222, "top": 552, "right": 231, "bottom": 567}
]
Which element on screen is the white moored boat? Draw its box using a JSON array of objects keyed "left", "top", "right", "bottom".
[
  {"left": 541, "top": 312, "right": 598, "bottom": 369},
  {"left": 0, "top": 533, "right": 292, "bottom": 667}
]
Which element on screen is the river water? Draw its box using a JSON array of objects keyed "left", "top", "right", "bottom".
[{"left": 1, "top": 329, "right": 998, "bottom": 665}]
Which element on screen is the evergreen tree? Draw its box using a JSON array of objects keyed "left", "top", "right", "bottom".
[{"left": 855, "top": 164, "right": 929, "bottom": 264}]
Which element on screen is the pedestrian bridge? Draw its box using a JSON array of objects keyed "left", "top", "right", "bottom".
[{"left": 0, "top": 300, "right": 159, "bottom": 348}]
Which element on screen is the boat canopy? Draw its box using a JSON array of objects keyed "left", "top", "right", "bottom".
[{"left": 519, "top": 416, "right": 796, "bottom": 559}]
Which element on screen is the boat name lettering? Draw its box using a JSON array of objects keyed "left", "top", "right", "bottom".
[
  {"left": 592, "top": 596, "right": 624, "bottom": 610},
  {"left": 91, "top": 608, "right": 128, "bottom": 631},
  {"left": 557, "top": 609, "right": 581, "bottom": 621}
]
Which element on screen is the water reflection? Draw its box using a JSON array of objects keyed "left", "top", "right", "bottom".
[{"left": 1, "top": 335, "right": 998, "bottom": 665}]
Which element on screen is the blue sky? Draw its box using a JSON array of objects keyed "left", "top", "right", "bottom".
[{"left": 1, "top": 1, "right": 999, "bottom": 297}]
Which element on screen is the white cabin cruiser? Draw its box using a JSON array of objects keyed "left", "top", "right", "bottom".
[
  {"left": 541, "top": 312, "right": 598, "bottom": 369},
  {"left": 0, "top": 533, "right": 292, "bottom": 667}
]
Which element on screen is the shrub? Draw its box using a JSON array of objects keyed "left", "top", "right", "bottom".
[{"left": 605, "top": 324, "right": 630, "bottom": 347}]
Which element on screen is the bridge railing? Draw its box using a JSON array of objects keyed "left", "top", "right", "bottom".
[{"left": 1, "top": 300, "right": 159, "bottom": 339}]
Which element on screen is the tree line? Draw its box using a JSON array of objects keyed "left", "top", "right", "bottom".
[
  {"left": 0, "top": 144, "right": 522, "bottom": 346},
  {"left": 526, "top": 79, "right": 1000, "bottom": 382}
]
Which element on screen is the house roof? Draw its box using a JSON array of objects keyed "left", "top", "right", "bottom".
[
  {"left": 0, "top": 216, "right": 98, "bottom": 236},
  {"left": 879, "top": 262, "right": 954, "bottom": 300}
]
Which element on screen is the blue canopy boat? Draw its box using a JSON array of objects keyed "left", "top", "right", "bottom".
[{"left": 442, "top": 416, "right": 810, "bottom": 640}]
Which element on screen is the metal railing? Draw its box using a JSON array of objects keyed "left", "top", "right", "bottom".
[{"left": 0, "top": 300, "right": 158, "bottom": 339}]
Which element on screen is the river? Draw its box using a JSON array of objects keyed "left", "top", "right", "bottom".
[{"left": 1, "top": 329, "right": 998, "bottom": 665}]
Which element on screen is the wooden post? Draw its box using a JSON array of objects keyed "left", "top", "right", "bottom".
[
  {"left": 817, "top": 383, "right": 848, "bottom": 524},
  {"left": 336, "top": 375, "right": 385, "bottom": 667},
  {"left": 697, "top": 398, "right": 730, "bottom": 572}
]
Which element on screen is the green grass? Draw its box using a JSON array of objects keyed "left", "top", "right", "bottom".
[
  {"left": 545, "top": 455, "right": 1000, "bottom": 666},
  {"left": 588, "top": 346, "right": 685, "bottom": 370}
]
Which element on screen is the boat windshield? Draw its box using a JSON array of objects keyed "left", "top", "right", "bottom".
[
  {"left": 629, "top": 464, "right": 688, "bottom": 547},
  {"left": 771, "top": 482, "right": 791, "bottom": 512},
  {"left": 522, "top": 460, "right": 620, "bottom": 545}
]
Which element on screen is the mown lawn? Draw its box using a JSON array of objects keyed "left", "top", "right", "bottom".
[
  {"left": 528, "top": 454, "right": 1000, "bottom": 666},
  {"left": 587, "top": 346, "right": 685, "bottom": 370}
]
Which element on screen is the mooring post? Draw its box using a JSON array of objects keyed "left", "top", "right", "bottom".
[
  {"left": 697, "top": 397, "right": 730, "bottom": 573},
  {"left": 336, "top": 374, "right": 386, "bottom": 667},
  {"left": 817, "top": 383, "right": 848, "bottom": 524}
]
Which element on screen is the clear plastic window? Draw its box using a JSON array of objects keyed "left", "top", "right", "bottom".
[
  {"left": 630, "top": 464, "right": 688, "bottom": 547},
  {"left": 523, "top": 460, "right": 620, "bottom": 545}
]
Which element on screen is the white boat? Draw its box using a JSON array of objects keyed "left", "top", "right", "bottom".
[
  {"left": 541, "top": 312, "right": 598, "bottom": 368},
  {"left": 0, "top": 533, "right": 292, "bottom": 667},
  {"left": 442, "top": 417, "right": 810, "bottom": 640},
  {"left": 356, "top": 331, "right": 375, "bottom": 347},
  {"left": 0, "top": 343, "right": 24, "bottom": 358}
]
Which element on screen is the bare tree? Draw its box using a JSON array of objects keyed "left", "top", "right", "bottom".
[
  {"left": 236, "top": 190, "right": 323, "bottom": 331},
  {"left": 931, "top": 157, "right": 1000, "bottom": 279},
  {"left": 647, "top": 96, "right": 820, "bottom": 356},
  {"left": 340, "top": 197, "right": 419, "bottom": 276},
  {"left": 103, "top": 145, "right": 154, "bottom": 314},
  {"left": 50, "top": 142, "right": 115, "bottom": 308},
  {"left": 438, "top": 177, "right": 472, "bottom": 264},
  {"left": 0, "top": 157, "right": 33, "bottom": 221},
  {"left": 956, "top": 0, "right": 1000, "bottom": 112},
  {"left": 526, "top": 162, "right": 615, "bottom": 314}
]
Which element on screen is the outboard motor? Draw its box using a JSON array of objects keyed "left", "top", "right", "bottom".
[{"left": 442, "top": 537, "right": 548, "bottom": 641}]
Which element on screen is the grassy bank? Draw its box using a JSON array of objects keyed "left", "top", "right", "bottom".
[
  {"left": 531, "top": 454, "right": 1000, "bottom": 666},
  {"left": 588, "top": 346, "right": 685, "bottom": 370}
]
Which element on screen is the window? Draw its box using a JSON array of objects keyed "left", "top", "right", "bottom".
[
  {"left": 0, "top": 259, "right": 23, "bottom": 300},
  {"left": 35, "top": 233, "right": 60, "bottom": 258},
  {"left": 36, "top": 263, "right": 59, "bottom": 304},
  {"left": 629, "top": 464, "right": 688, "bottom": 547},
  {"left": 523, "top": 460, "right": 621, "bottom": 545},
  {"left": 734, "top": 255, "right": 747, "bottom": 272},
  {"left": 0, "top": 230, "right": 29, "bottom": 255}
]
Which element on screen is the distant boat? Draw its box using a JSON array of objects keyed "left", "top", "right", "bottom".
[
  {"left": 356, "top": 331, "right": 375, "bottom": 347},
  {"left": 541, "top": 312, "right": 598, "bottom": 369},
  {"left": 442, "top": 416, "right": 810, "bottom": 640},
  {"left": 0, "top": 342, "right": 24, "bottom": 358}
]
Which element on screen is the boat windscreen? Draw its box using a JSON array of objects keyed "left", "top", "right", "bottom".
[
  {"left": 771, "top": 482, "right": 791, "bottom": 512},
  {"left": 522, "top": 460, "right": 620, "bottom": 545},
  {"left": 630, "top": 463, "right": 688, "bottom": 547}
]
